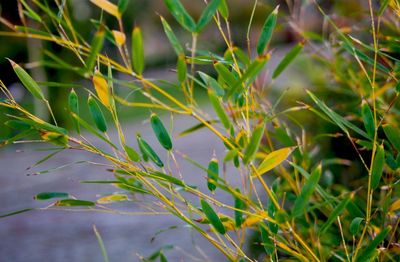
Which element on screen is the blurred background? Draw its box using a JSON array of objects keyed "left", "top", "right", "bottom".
[{"left": 0, "top": 0, "right": 397, "bottom": 261}]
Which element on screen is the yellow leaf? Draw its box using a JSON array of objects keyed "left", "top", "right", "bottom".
[
  {"left": 92, "top": 70, "right": 110, "bottom": 108},
  {"left": 389, "top": 199, "right": 400, "bottom": 212},
  {"left": 97, "top": 194, "right": 128, "bottom": 204},
  {"left": 256, "top": 147, "right": 294, "bottom": 175},
  {"left": 112, "top": 30, "right": 126, "bottom": 46},
  {"left": 90, "top": 0, "right": 120, "bottom": 18}
]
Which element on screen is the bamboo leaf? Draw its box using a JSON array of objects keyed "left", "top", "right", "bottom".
[
  {"left": 0, "top": 208, "right": 34, "bottom": 218},
  {"left": 124, "top": 145, "right": 140, "bottom": 162},
  {"left": 87, "top": 26, "right": 105, "bottom": 73},
  {"left": 118, "top": 0, "right": 130, "bottom": 14},
  {"left": 177, "top": 54, "right": 187, "bottom": 83},
  {"left": 382, "top": 124, "right": 400, "bottom": 152},
  {"left": 68, "top": 89, "right": 80, "bottom": 133},
  {"left": 136, "top": 134, "right": 164, "bottom": 167},
  {"left": 55, "top": 199, "right": 96, "bottom": 206},
  {"left": 160, "top": 16, "right": 184, "bottom": 55},
  {"left": 34, "top": 192, "right": 69, "bottom": 200},
  {"left": 371, "top": 144, "right": 385, "bottom": 190},
  {"left": 13, "top": 116, "right": 67, "bottom": 135},
  {"left": 92, "top": 70, "right": 111, "bottom": 108},
  {"left": 90, "top": 0, "right": 120, "bottom": 18},
  {"left": 164, "top": 0, "right": 196, "bottom": 32},
  {"left": 356, "top": 226, "right": 391, "bottom": 262},
  {"left": 257, "top": 5, "right": 279, "bottom": 55},
  {"left": 259, "top": 224, "right": 275, "bottom": 254},
  {"left": 150, "top": 113, "right": 173, "bottom": 150},
  {"left": 389, "top": 199, "right": 400, "bottom": 212},
  {"left": 292, "top": 164, "right": 321, "bottom": 218},
  {"left": 214, "top": 62, "right": 236, "bottom": 89},
  {"left": 243, "top": 121, "right": 266, "bottom": 165},
  {"left": 97, "top": 194, "right": 129, "bottom": 204},
  {"left": 196, "top": 0, "right": 222, "bottom": 33},
  {"left": 40, "top": 131, "right": 69, "bottom": 147},
  {"left": 19, "top": 0, "right": 42, "bottom": 22},
  {"left": 8, "top": 59, "right": 45, "bottom": 100},
  {"left": 88, "top": 95, "right": 108, "bottom": 133},
  {"left": 361, "top": 101, "right": 375, "bottom": 139},
  {"left": 218, "top": 0, "right": 229, "bottom": 19},
  {"left": 234, "top": 189, "right": 244, "bottom": 227},
  {"left": 112, "top": 30, "right": 126, "bottom": 46},
  {"left": 208, "top": 89, "right": 231, "bottom": 130},
  {"left": 132, "top": 27, "right": 145, "bottom": 76},
  {"left": 272, "top": 42, "right": 303, "bottom": 79},
  {"left": 318, "top": 196, "right": 351, "bottom": 235},
  {"left": 257, "top": 147, "right": 293, "bottom": 175},
  {"left": 178, "top": 120, "right": 218, "bottom": 137},
  {"left": 207, "top": 158, "right": 219, "bottom": 192},
  {"left": 200, "top": 199, "right": 226, "bottom": 234},
  {"left": 349, "top": 217, "right": 364, "bottom": 235}
]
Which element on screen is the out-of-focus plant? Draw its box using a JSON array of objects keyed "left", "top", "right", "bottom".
[{"left": 0, "top": 0, "right": 399, "bottom": 261}]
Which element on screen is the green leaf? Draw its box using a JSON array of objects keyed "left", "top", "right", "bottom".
[
  {"left": 382, "top": 124, "right": 400, "bottom": 152},
  {"left": 234, "top": 189, "right": 244, "bottom": 227},
  {"left": 207, "top": 158, "right": 219, "bottom": 192},
  {"left": 177, "top": 54, "right": 187, "bottom": 83},
  {"left": 318, "top": 196, "right": 351, "bottom": 235},
  {"left": 378, "top": 0, "right": 391, "bottom": 16},
  {"left": 259, "top": 224, "right": 275, "bottom": 254},
  {"left": 124, "top": 145, "right": 141, "bottom": 162},
  {"left": 88, "top": 95, "right": 107, "bottom": 133},
  {"left": 292, "top": 164, "right": 321, "bottom": 217},
  {"left": 164, "top": 0, "right": 196, "bottom": 32},
  {"left": 200, "top": 199, "right": 226, "bottom": 234},
  {"left": 160, "top": 16, "right": 184, "bottom": 55},
  {"left": 97, "top": 194, "right": 129, "bottom": 204},
  {"left": 349, "top": 217, "right": 364, "bottom": 235},
  {"left": 208, "top": 89, "right": 231, "bottom": 130},
  {"left": 68, "top": 89, "right": 80, "bottom": 133},
  {"left": 8, "top": 59, "right": 45, "bottom": 100},
  {"left": 118, "top": 0, "right": 130, "bottom": 14},
  {"left": 196, "top": 0, "right": 222, "bottom": 33},
  {"left": 213, "top": 62, "right": 237, "bottom": 89},
  {"left": 272, "top": 42, "right": 303, "bottom": 79},
  {"left": 151, "top": 113, "right": 173, "bottom": 150},
  {"left": 356, "top": 226, "right": 391, "bottom": 262},
  {"left": 20, "top": 0, "right": 42, "bottom": 22},
  {"left": 34, "top": 192, "right": 69, "bottom": 200},
  {"left": 136, "top": 134, "right": 164, "bottom": 167},
  {"left": 87, "top": 26, "right": 105, "bottom": 73},
  {"left": 55, "top": 199, "right": 96, "bottom": 206},
  {"left": 178, "top": 120, "right": 218, "bottom": 137},
  {"left": 361, "top": 101, "right": 375, "bottom": 139},
  {"left": 257, "top": 5, "right": 279, "bottom": 55},
  {"left": 132, "top": 27, "right": 145, "bottom": 76},
  {"left": 371, "top": 144, "right": 385, "bottom": 190},
  {"left": 199, "top": 72, "right": 225, "bottom": 97},
  {"left": 218, "top": 0, "right": 229, "bottom": 19},
  {"left": 13, "top": 116, "right": 68, "bottom": 135},
  {"left": 226, "top": 55, "right": 269, "bottom": 98},
  {"left": 243, "top": 121, "right": 266, "bottom": 165}
]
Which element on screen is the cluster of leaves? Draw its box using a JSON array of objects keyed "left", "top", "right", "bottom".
[{"left": 0, "top": 0, "right": 399, "bottom": 261}]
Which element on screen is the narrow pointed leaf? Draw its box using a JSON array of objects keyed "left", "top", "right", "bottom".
[
  {"left": 8, "top": 59, "right": 45, "bottom": 100},
  {"left": 218, "top": 0, "right": 229, "bottom": 19},
  {"left": 272, "top": 42, "right": 303, "bottom": 79},
  {"left": 382, "top": 124, "right": 400, "bottom": 152},
  {"left": 319, "top": 196, "right": 351, "bottom": 235},
  {"left": 34, "top": 192, "right": 69, "bottom": 200},
  {"left": 132, "top": 27, "right": 145, "bottom": 76},
  {"left": 208, "top": 89, "right": 231, "bottom": 130},
  {"left": 257, "top": 147, "right": 293, "bottom": 175},
  {"left": 356, "top": 226, "right": 391, "bottom": 262},
  {"left": 234, "top": 189, "right": 244, "bottom": 227},
  {"left": 260, "top": 224, "right": 275, "bottom": 254},
  {"left": 55, "top": 199, "right": 96, "bottom": 206},
  {"left": 243, "top": 121, "right": 266, "bottom": 165},
  {"left": 118, "top": 0, "right": 130, "bottom": 14},
  {"left": 92, "top": 71, "right": 111, "bottom": 108},
  {"left": 196, "top": 0, "right": 222, "bottom": 33},
  {"left": 257, "top": 6, "right": 279, "bottom": 55},
  {"left": 371, "top": 144, "right": 385, "bottom": 190},
  {"left": 90, "top": 0, "right": 120, "bottom": 18},
  {"left": 361, "top": 101, "right": 375, "bottom": 139},
  {"left": 164, "top": 0, "right": 196, "bottom": 32},
  {"left": 86, "top": 26, "right": 105, "bottom": 73},
  {"left": 214, "top": 62, "right": 236, "bottom": 88},
  {"left": 200, "top": 199, "right": 226, "bottom": 234},
  {"left": 150, "top": 113, "right": 173, "bottom": 150},
  {"left": 207, "top": 158, "right": 219, "bottom": 192},
  {"left": 136, "top": 135, "right": 164, "bottom": 167},
  {"left": 68, "top": 89, "right": 80, "bottom": 133},
  {"left": 199, "top": 72, "right": 224, "bottom": 97},
  {"left": 292, "top": 164, "right": 321, "bottom": 217},
  {"left": 88, "top": 96, "right": 107, "bottom": 133},
  {"left": 349, "top": 217, "right": 364, "bottom": 235},
  {"left": 0, "top": 208, "right": 34, "bottom": 218},
  {"left": 177, "top": 54, "right": 187, "bottom": 83},
  {"left": 124, "top": 145, "right": 140, "bottom": 162},
  {"left": 160, "top": 16, "right": 184, "bottom": 55}
]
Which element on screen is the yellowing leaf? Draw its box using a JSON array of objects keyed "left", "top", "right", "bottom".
[
  {"left": 256, "top": 147, "right": 293, "bottom": 175},
  {"left": 92, "top": 71, "right": 110, "bottom": 108},
  {"left": 389, "top": 199, "right": 400, "bottom": 212},
  {"left": 90, "top": 0, "right": 120, "bottom": 18},
  {"left": 97, "top": 194, "right": 129, "bottom": 204},
  {"left": 112, "top": 30, "right": 126, "bottom": 46}
]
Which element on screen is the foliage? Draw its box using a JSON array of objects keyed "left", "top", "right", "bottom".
[{"left": 0, "top": 0, "right": 399, "bottom": 261}]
